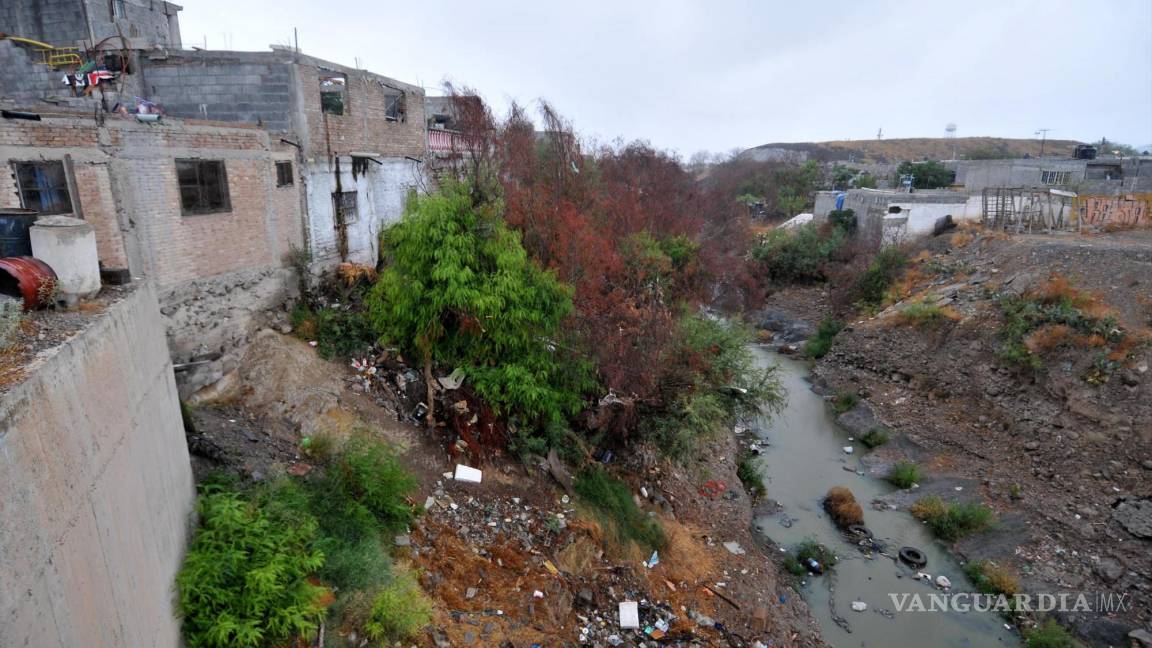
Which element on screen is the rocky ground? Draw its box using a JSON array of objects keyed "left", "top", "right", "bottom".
[
  {"left": 187, "top": 330, "right": 828, "bottom": 647},
  {"left": 757, "top": 227, "right": 1152, "bottom": 646}
]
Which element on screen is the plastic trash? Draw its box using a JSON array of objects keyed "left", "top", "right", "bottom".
[
  {"left": 454, "top": 464, "right": 483, "bottom": 483},
  {"left": 619, "top": 601, "right": 640, "bottom": 629}
]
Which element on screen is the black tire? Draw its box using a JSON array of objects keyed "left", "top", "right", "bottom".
[
  {"left": 847, "top": 524, "right": 873, "bottom": 540},
  {"left": 899, "top": 546, "right": 927, "bottom": 569}
]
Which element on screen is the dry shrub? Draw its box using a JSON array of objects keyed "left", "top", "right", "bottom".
[
  {"left": 1024, "top": 324, "right": 1073, "bottom": 353},
  {"left": 951, "top": 230, "right": 974, "bottom": 247},
  {"left": 824, "top": 486, "right": 864, "bottom": 528},
  {"left": 336, "top": 262, "right": 378, "bottom": 287}
]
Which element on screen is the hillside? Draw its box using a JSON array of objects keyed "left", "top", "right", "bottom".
[{"left": 744, "top": 136, "right": 1085, "bottom": 163}]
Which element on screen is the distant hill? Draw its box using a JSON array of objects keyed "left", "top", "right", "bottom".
[{"left": 743, "top": 137, "right": 1085, "bottom": 164}]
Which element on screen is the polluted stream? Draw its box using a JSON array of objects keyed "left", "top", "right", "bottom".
[{"left": 749, "top": 348, "right": 1019, "bottom": 647}]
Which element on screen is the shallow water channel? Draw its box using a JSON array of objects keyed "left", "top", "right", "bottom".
[{"left": 749, "top": 348, "right": 1019, "bottom": 647}]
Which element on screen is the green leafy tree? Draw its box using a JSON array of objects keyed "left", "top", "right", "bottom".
[
  {"left": 368, "top": 181, "right": 585, "bottom": 431},
  {"left": 854, "top": 172, "right": 878, "bottom": 189},
  {"left": 896, "top": 160, "right": 955, "bottom": 189}
]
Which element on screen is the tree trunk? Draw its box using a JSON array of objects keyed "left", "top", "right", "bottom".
[{"left": 423, "top": 348, "right": 435, "bottom": 428}]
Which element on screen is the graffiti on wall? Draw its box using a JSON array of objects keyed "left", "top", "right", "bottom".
[{"left": 1073, "top": 194, "right": 1152, "bottom": 229}]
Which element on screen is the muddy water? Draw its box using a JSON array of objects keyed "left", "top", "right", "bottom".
[{"left": 750, "top": 348, "right": 1018, "bottom": 647}]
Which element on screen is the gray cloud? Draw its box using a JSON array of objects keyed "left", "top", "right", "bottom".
[{"left": 181, "top": 0, "right": 1152, "bottom": 155}]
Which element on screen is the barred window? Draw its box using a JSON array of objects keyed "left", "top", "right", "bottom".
[
  {"left": 275, "top": 161, "right": 294, "bottom": 187},
  {"left": 13, "top": 161, "right": 73, "bottom": 215}
]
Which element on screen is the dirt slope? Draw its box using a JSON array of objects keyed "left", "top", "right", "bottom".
[
  {"left": 803, "top": 229, "right": 1151, "bottom": 645},
  {"left": 746, "top": 137, "right": 1084, "bottom": 163}
]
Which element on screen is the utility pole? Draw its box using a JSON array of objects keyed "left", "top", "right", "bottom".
[{"left": 1035, "top": 128, "right": 1051, "bottom": 158}]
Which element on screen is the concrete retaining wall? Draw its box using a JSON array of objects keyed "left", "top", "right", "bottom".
[{"left": 0, "top": 282, "right": 194, "bottom": 648}]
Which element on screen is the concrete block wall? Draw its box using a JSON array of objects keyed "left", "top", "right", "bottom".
[
  {"left": 85, "top": 0, "right": 181, "bottom": 49},
  {"left": 0, "top": 281, "right": 194, "bottom": 648},
  {"left": 142, "top": 51, "right": 296, "bottom": 131},
  {"left": 0, "top": 0, "right": 91, "bottom": 48},
  {"left": 0, "top": 40, "right": 76, "bottom": 106}
]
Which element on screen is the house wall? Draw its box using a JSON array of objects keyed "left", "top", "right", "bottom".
[
  {"left": 303, "top": 156, "right": 422, "bottom": 265},
  {"left": 0, "top": 111, "right": 306, "bottom": 395},
  {"left": 0, "top": 281, "right": 194, "bottom": 648},
  {"left": 0, "top": 0, "right": 91, "bottom": 48}
]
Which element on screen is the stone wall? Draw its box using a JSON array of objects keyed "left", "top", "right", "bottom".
[{"left": 0, "top": 281, "right": 194, "bottom": 648}]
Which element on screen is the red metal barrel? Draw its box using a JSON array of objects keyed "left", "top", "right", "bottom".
[{"left": 0, "top": 257, "right": 58, "bottom": 310}]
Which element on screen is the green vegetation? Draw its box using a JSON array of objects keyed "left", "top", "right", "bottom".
[
  {"left": 910, "top": 496, "right": 994, "bottom": 541},
  {"left": 859, "top": 427, "right": 890, "bottom": 448},
  {"left": 854, "top": 172, "right": 878, "bottom": 189},
  {"left": 177, "top": 433, "right": 427, "bottom": 647},
  {"left": 997, "top": 277, "right": 1123, "bottom": 370},
  {"left": 964, "top": 560, "right": 1020, "bottom": 597},
  {"left": 886, "top": 460, "right": 921, "bottom": 488},
  {"left": 832, "top": 390, "right": 859, "bottom": 415},
  {"left": 804, "top": 316, "right": 844, "bottom": 359},
  {"left": 291, "top": 305, "right": 376, "bottom": 359},
  {"left": 364, "top": 571, "right": 434, "bottom": 643},
  {"left": 854, "top": 246, "right": 908, "bottom": 309},
  {"left": 896, "top": 299, "right": 955, "bottom": 329},
  {"left": 1025, "top": 620, "right": 1078, "bottom": 648},
  {"left": 751, "top": 223, "right": 847, "bottom": 283},
  {"left": 575, "top": 466, "right": 666, "bottom": 552},
  {"left": 647, "top": 315, "right": 783, "bottom": 459},
  {"left": 782, "top": 539, "right": 839, "bottom": 575},
  {"left": 737, "top": 455, "right": 765, "bottom": 498},
  {"left": 176, "top": 490, "right": 325, "bottom": 648},
  {"left": 896, "top": 160, "right": 955, "bottom": 189},
  {"left": 368, "top": 181, "right": 591, "bottom": 432}
]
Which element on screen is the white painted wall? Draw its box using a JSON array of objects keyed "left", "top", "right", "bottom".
[
  {"left": 886, "top": 202, "right": 970, "bottom": 235},
  {"left": 304, "top": 156, "right": 424, "bottom": 266}
]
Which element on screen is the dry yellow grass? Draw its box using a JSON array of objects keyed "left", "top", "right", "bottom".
[{"left": 824, "top": 486, "right": 864, "bottom": 528}]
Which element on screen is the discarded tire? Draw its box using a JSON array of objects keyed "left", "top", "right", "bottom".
[
  {"left": 847, "top": 524, "right": 873, "bottom": 540},
  {"left": 899, "top": 546, "right": 927, "bottom": 569}
]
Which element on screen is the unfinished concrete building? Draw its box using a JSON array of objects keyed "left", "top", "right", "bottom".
[{"left": 1, "top": 0, "right": 430, "bottom": 394}]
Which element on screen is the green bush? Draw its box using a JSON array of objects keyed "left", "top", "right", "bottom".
[
  {"left": 804, "top": 317, "right": 844, "bottom": 359},
  {"left": 177, "top": 490, "right": 325, "bottom": 648},
  {"left": 910, "top": 496, "right": 994, "bottom": 541},
  {"left": 783, "top": 540, "right": 839, "bottom": 576},
  {"left": 368, "top": 181, "right": 590, "bottom": 432},
  {"left": 896, "top": 299, "right": 954, "bottom": 329},
  {"left": 751, "top": 223, "right": 847, "bottom": 283},
  {"left": 363, "top": 571, "right": 432, "bottom": 642},
  {"left": 291, "top": 304, "right": 377, "bottom": 360},
  {"left": 1025, "top": 620, "right": 1078, "bottom": 648},
  {"left": 832, "top": 390, "right": 859, "bottom": 415},
  {"left": 964, "top": 560, "right": 1020, "bottom": 597},
  {"left": 648, "top": 315, "right": 783, "bottom": 459},
  {"left": 859, "top": 427, "right": 890, "bottom": 448},
  {"left": 854, "top": 246, "right": 908, "bottom": 308},
  {"left": 575, "top": 466, "right": 665, "bottom": 551},
  {"left": 737, "top": 455, "right": 765, "bottom": 498},
  {"left": 330, "top": 432, "right": 418, "bottom": 528},
  {"left": 887, "top": 460, "right": 921, "bottom": 488},
  {"left": 896, "top": 160, "right": 955, "bottom": 189},
  {"left": 997, "top": 283, "right": 1122, "bottom": 370}
]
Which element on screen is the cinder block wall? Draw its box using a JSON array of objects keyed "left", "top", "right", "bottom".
[{"left": 0, "top": 281, "right": 194, "bottom": 648}]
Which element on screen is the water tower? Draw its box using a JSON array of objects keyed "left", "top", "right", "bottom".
[{"left": 946, "top": 123, "right": 957, "bottom": 159}]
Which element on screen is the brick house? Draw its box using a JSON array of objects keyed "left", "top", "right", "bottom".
[{"left": 0, "top": 110, "right": 306, "bottom": 394}]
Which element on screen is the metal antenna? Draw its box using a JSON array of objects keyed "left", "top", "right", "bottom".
[{"left": 1035, "top": 128, "right": 1051, "bottom": 158}]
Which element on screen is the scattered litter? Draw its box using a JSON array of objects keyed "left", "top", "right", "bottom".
[
  {"left": 454, "top": 464, "right": 483, "bottom": 483},
  {"left": 843, "top": 446, "right": 854, "bottom": 454},
  {"left": 308, "top": 340, "right": 318, "bottom": 347},
  {"left": 954, "top": 486, "right": 963, "bottom": 492},
  {"left": 619, "top": 601, "right": 640, "bottom": 629},
  {"left": 936, "top": 575, "right": 952, "bottom": 589},
  {"left": 393, "top": 534, "right": 411, "bottom": 547},
  {"left": 723, "top": 541, "right": 746, "bottom": 555},
  {"left": 543, "top": 560, "right": 560, "bottom": 576},
  {"left": 533, "top": 590, "right": 544, "bottom": 599},
  {"left": 423, "top": 495, "right": 436, "bottom": 510},
  {"left": 561, "top": 494, "right": 570, "bottom": 504},
  {"left": 645, "top": 551, "right": 660, "bottom": 568},
  {"left": 851, "top": 601, "right": 868, "bottom": 612},
  {"left": 437, "top": 367, "right": 466, "bottom": 390},
  {"left": 654, "top": 619, "right": 669, "bottom": 632},
  {"left": 640, "top": 486, "right": 649, "bottom": 499},
  {"left": 465, "top": 587, "right": 478, "bottom": 600}
]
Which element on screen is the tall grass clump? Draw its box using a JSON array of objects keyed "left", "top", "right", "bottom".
[
  {"left": 910, "top": 496, "right": 994, "bottom": 541},
  {"left": 804, "top": 317, "right": 844, "bottom": 359},
  {"left": 887, "top": 460, "right": 921, "bottom": 488},
  {"left": 575, "top": 466, "right": 666, "bottom": 552}
]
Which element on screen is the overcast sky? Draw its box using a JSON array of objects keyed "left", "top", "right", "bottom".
[{"left": 181, "top": 0, "right": 1152, "bottom": 156}]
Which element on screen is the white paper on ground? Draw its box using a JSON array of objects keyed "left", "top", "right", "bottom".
[
  {"left": 618, "top": 601, "right": 640, "bottom": 629},
  {"left": 454, "top": 464, "right": 483, "bottom": 483}
]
